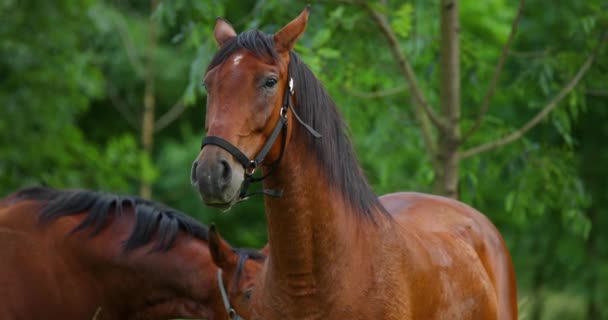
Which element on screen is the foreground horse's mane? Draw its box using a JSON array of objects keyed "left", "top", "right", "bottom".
[
  {"left": 14, "top": 186, "right": 209, "bottom": 252},
  {"left": 207, "top": 30, "right": 388, "bottom": 220}
]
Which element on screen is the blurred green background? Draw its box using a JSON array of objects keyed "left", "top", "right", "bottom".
[{"left": 1, "top": 1, "right": 607, "bottom": 319}]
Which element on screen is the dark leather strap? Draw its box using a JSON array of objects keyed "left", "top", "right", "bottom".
[
  {"left": 291, "top": 105, "right": 321, "bottom": 138},
  {"left": 252, "top": 114, "right": 287, "bottom": 168},
  {"left": 202, "top": 136, "right": 251, "bottom": 169}
]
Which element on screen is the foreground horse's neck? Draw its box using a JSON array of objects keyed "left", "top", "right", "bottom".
[{"left": 259, "top": 127, "right": 386, "bottom": 315}]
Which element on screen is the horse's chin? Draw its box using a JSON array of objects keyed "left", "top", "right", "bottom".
[
  {"left": 201, "top": 189, "right": 239, "bottom": 212},
  {"left": 197, "top": 177, "right": 242, "bottom": 212},
  {"left": 204, "top": 200, "right": 236, "bottom": 212}
]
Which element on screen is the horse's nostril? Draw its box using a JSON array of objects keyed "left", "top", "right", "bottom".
[
  {"left": 191, "top": 161, "right": 199, "bottom": 185},
  {"left": 220, "top": 159, "right": 231, "bottom": 183}
]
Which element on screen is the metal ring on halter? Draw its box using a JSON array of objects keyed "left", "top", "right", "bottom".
[
  {"left": 245, "top": 161, "right": 257, "bottom": 176},
  {"left": 218, "top": 268, "right": 246, "bottom": 320},
  {"left": 228, "top": 308, "right": 237, "bottom": 319}
]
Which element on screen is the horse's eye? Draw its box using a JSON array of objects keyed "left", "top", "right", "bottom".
[
  {"left": 264, "top": 78, "right": 277, "bottom": 88},
  {"left": 243, "top": 289, "right": 253, "bottom": 301}
]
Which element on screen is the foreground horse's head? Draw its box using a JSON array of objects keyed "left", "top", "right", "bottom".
[{"left": 191, "top": 7, "right": 310, "bottom": 209}]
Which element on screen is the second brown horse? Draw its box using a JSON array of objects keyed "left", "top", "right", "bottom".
[{"left": 0, "top": 187, "right": 262, "bottom": 320}]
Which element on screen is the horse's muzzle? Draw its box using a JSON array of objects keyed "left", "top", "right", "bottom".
[{"left": 191, "top": 149, "right": 244, "bottom": 209}]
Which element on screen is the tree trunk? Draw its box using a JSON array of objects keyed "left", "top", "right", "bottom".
[
  {"left": 435, "top": 0, "right": 461, "bottom": 199},
  {"left": 585, "top": 209, "right": 599, "bottom": 319},
  {"left": 139, "top": 0, "right": 158, "bottom": 199},
  {"left": 529, "top": 270, "right": 544, "bottom": 320}
]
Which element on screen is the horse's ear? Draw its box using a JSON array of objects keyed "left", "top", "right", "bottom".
[
  {"left": 214, "top": 18, "right": 237, "bottom": 47},
  {"left": 273, "top": 6, "right": 310, "bottom": 53},
  {"left": 208, "top": 224, "right": 236, "bottom": 269}
]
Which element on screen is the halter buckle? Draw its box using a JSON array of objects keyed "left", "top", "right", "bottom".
[
  {"left": 229, "top": 308, "right": 237, "bottom": 319},
  {"left": 288, "top": 77, "right": 294, "bottom": 95},
  {"left": 245, "top": 160, "right": 257, "bottom": 176}
]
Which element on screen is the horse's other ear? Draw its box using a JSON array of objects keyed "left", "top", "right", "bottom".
[
  {"left": 214, "top": 18, "right": 237, "bottom": 47},
  {"left": 273, "top": 5, "right": 310, "bottom": 53},
  {"left": 208, "top": 224, "right": 236, "bottom": 270}
]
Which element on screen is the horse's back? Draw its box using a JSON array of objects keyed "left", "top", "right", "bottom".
[
  {"left": 380, "top": 192, "right": 517, "bottom": 320},
  {"left": 0, "top": 198, "right": 96, "bottom": 318}
]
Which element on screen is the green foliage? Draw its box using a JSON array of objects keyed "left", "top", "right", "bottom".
[
  {"left": 0, "top": 0, "right": 140, "bottom": 192},
  {"left": 391, "top": 3, "right": 414, "bottom": 39}
]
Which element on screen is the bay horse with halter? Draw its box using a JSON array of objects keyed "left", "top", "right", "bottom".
[
  {"left": 191, "top": 6, "right": 518, "bottom": 320},
  {"left": 208, "top": 225, "right": 268, "bottom": 320},
  {"left": 0, "top": 187, "right": 263, "bottom": 320}
]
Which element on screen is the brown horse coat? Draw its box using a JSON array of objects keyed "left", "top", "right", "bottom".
[{"left": 0, "top": 187, "right": 260, "bottom": 320}]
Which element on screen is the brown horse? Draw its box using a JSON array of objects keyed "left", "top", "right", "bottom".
[
  {"left": 207, "top": 225, "right": 267, "bottom": 320},
  {"left": 0, "top": 186, "right": 261, "bottom": 320},
  {"left": 191, "top": 7, "right": 518, "bottom": 320}
]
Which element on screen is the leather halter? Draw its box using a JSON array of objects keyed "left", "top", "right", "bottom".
[
  {"left": 201, "top": 73, "right": 321, "bottom": 201},
  {"left": 217, "top": 268, "right": 244, "bottom": 320}
]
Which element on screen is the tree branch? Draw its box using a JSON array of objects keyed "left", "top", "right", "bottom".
[
  {"left": 460, "top": 30, "right": 608, "bottom": 159},
  {"left": 509, "top": 48, "right": 551, "bottom": 59},
  {"left": 461, "top": 0, "right": 526, "bottom": 143},
  {"left": 585, "top": 89, "right": 608, "bottom": 97},
  {"left": 364, "top": 2, "right": 446, "bottom": 132},
  {"left": 113, "top": 15, "right": 145, "bottom": 77},
  {"left": 154, "top": 99, "right": 187, "bottom": 133},
  {"left": 342, "top": 85, "right": 406, "bottom": 98}
]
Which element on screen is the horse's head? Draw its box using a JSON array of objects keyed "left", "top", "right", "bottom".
[
  {"left": 208, "top": 225, "right": 265, "bottom": 319},
  {"left": 191, "top": 7, "right": 310, "bottom": 209}
]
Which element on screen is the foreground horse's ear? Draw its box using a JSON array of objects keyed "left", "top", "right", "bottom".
[
  {"left": 208, "top": 224, "right": 236, "bottom": 269},
  {"left": 214, "top": 18, "right": 237, "bottom": 47},
  {"left": 274, "top": 6, "right": 310, "bottom": 53}
]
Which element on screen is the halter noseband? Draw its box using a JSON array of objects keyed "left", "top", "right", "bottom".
[{"left": 201, "top": 74, "right": 321, "bottom": 201}]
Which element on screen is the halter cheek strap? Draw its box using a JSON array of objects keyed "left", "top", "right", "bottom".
[
  {"left": 217, "top": 268, "right": 244, "bottom": 320},
  {"left": 201, "top": 74, "right": 321, "bottom": 201}
]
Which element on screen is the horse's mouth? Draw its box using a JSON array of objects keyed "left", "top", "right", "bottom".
[
  {"left": 197, "top": 182, "right": 241, "bottom": 212},
  {"left": 202, "top": 193, "right": 239, "bottom": 211},
  {"left": 205, "top": 201, "right": 234, "bottom": 211}
]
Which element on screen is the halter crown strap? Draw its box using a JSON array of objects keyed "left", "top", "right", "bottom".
[
  {"left": 217, "top": 268, "right": 244, "bottom": 320},
  {"left": 285, "top": 76, "right": 321, "bottom": 138},
  {"left": 251, "top": 114, "right": 287, "bottom": 168}
]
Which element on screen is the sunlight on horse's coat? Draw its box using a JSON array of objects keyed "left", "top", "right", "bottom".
[{"left": 429, "top": 245, "right": 453, "bottom": 268}]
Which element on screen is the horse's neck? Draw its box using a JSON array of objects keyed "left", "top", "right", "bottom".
[
  {"left": 69, "top": 212, "right": 218, "bottom": 319},
  {"left": 260, "top": 139, "right": 381, "bottom": 311}
]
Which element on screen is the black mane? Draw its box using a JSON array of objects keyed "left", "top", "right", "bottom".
[
  {"left": 234, "top": 247, "right": 266, "bottom": 262},
  {"left": 207, "top": 30, "right": 388, "bottom": 220},
  {"left": 15, "top": 186, "right": 209, "bottom": 252},
  {"left": 231, "top": 247, "right": 266, "bottom": 291}
]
